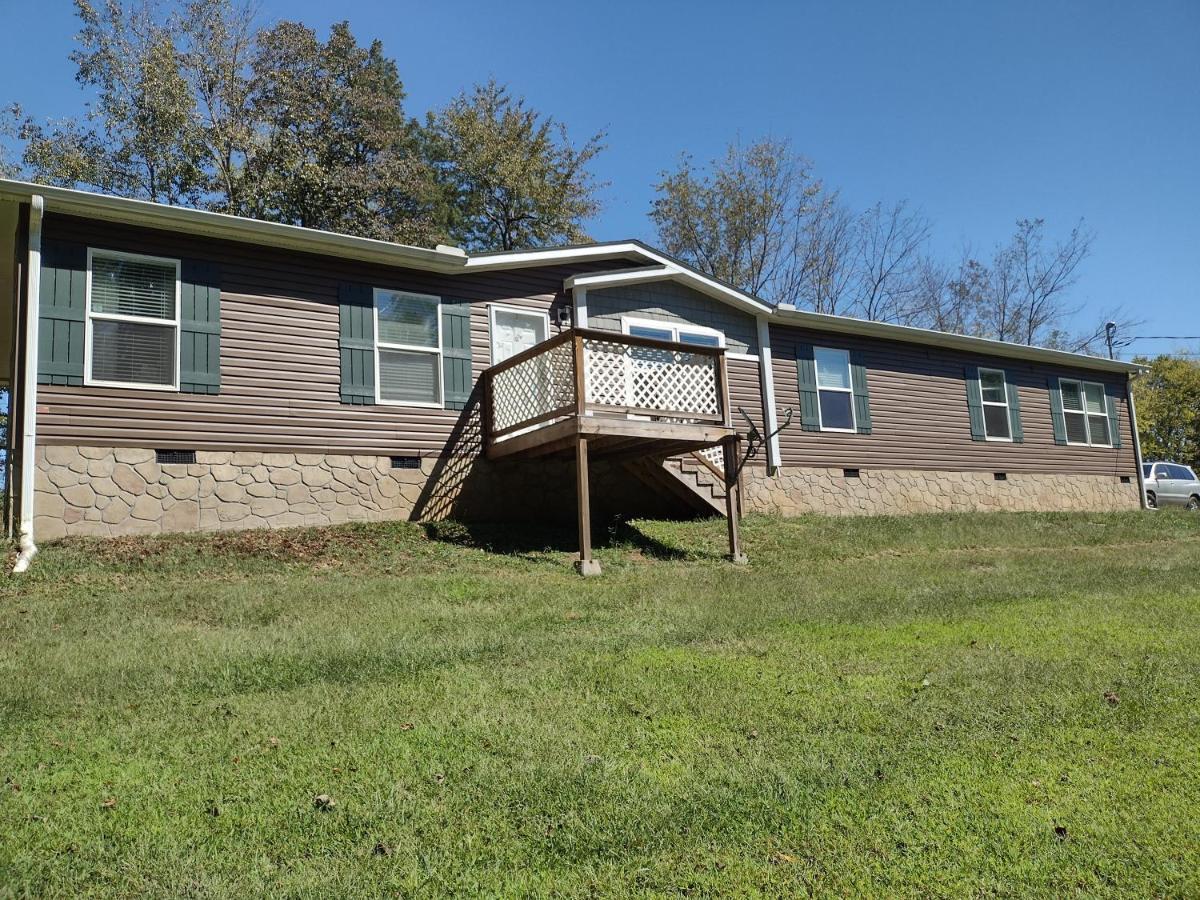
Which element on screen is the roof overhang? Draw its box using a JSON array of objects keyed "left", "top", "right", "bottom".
[
  {"left": 772, "top": 304, "right": 1145, "bottom": 375},
  {"left": 564, "top": 263, "right": 773, "bottom": 316},
  {"left": 0, "top": 179, "right": 471, "bottom": 274}
]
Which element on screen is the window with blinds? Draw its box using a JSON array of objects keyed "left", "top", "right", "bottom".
[
  {"left": 86, "top": 250, "right": 180, "bottom": 389},
  {"left": 1060, "top": 378, "right": 1112, "bottom": 447},
  {"left": 374, "top": 288, "right": 442, "bottom": 406}
]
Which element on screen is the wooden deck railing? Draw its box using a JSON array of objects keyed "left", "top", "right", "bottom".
[{"left": 482, "top": 327, "right": 729, "bottom": 442}]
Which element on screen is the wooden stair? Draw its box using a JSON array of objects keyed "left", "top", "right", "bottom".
[{"left": 624, "top": 453, "right": 728, "bottom": 518}]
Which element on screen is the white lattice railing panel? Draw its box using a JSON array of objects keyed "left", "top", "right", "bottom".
[
  {"left": 698, "top": 444, "right": 725, "bottom": 471},
  {"left": 582, "top": 337, "right": 721, "bottom": 418},
  {"left": 490, "top": 338, "right": 575, "bottom": 433}
]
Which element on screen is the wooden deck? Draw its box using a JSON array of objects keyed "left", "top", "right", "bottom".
[
  {"left": 482, "top": 328, "right": 745, "bottom": 572},
  {"left": 486, "top": 415, "right": 734, "bottom": 461}
]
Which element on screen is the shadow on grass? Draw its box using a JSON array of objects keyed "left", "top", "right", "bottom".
[{"left": 421, "top": 517, "right": 709, "bottom": 562}]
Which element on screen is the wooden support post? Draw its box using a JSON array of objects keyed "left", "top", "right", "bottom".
[
  {"left": 722, "top": 436, "right": 747, "bottom": 564},
  {"left": 573, "top": 331, "right": 587, "bottom": 416},
  {"left": 575, "top": 436, "right": 601, "bottom": 576}
]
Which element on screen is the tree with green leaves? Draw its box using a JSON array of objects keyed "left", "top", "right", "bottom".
[
  {"left": 427, "top": 80, "right": 605, "bottom": 251},
  {"left": 20, "top": 0, "right": 206, "bottom": 204},
  {"left": 236, "top": 20, "right": 438, "bottom": 244},
  {"left": 11, "top": 0, "right": 443, "bottom": 245},
  {"left": 1133, "top": 354, "right": 1200, "bottom": 468}
]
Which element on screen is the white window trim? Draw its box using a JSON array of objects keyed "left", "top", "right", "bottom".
[
  {"left": 84, "top": 247, "right": 181, "bottom": 392},
  {"left": 1059, "top": 377, "right": 1112, "bottom": 448},
  {"left": 373, "top": 288, "right": 443, "bottom": 409},
  {"left": 814, "top": 346, "right": 856, "bottom": 433},
  {"left": 620, "top": 315, "right": 726, "bottom": 349},
  {"left": 488, "top": 303, "right": 551, "bottom": 365},
  {"left": 978, "top": 367, "right": 1013, "bottom": 443}
]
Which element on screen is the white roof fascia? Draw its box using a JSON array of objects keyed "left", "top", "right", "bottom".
[
  {"left": 771, "top": 305, "right": 1144, "bottom": 374},
  {"left": 464, "top": 242, "right": 653, "bottom": 271},
  {"left": 0, "top": 179, "right": 470, "bottom": 273},
  {"left": 562, "top": 262, "right": 773, "bottom": 316},
  {"left": 565, "top": 265, "right": 676, "bottom": 290}
]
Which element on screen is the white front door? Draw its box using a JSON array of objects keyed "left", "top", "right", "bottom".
[{"left": 491, "top": 306, "right": 549, "bottom": 364}]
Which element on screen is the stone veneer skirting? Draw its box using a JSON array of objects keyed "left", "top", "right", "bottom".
[
  {"left": 33, "top": 446, "right": 440, "bottom": 540},
  {"left": 33, "top": 447, "right": 1142, "bottom": 540},
  {"left": 741, "top": 465, "right": 1141, "bottom": 516},
  {"left": 31, "top": 445, "right": 687, "bottom": 540}
]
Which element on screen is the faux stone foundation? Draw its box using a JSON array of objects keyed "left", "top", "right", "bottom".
[
  {"left": 742, "top": 465, "right": 1141, "bottom": 516},
  {"left": 33, "top": 446, "right": 438, "bottom": 540},
  {"left": 31, "top": 445, "right": 689, "bottom": 540}
]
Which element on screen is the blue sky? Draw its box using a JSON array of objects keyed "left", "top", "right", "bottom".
[{"left": 3, "top": 0, "right": 1198, "bottom": 357}]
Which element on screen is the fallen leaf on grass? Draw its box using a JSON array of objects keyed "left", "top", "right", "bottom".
[
  {"left": 770, "top": 851, "right": 796, "bottom": 865},
  {"left": 372, "top": 842, "right": 393, "bottom": 857},
  {"left": 433, "top": 773, "right": 446, "bottom": 785},
  {"left": 101, "top": 797, "right": 117, "bottom": 810},
  {"left": 1103, "top": 691, "right": 1120, "bottom": 706},
  {"left": 399, "top": 723, "right": 415, "bottom": 731},
  {"left": 1054, "top": 825, "right": 1069, "bottom": 841}
]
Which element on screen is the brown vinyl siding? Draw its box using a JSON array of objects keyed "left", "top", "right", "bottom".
[
  {"left": 34, "top": 210, "right": 1135, "bottom": 480},
  {"left": 769, "top": 323, "right": 1136, "bottom": 476},
  {"left": 35, "top": 214, "right": 608, "bottom": 455},
  {"left": 727, "top": 356, "right": 767, "bottom": 444}
]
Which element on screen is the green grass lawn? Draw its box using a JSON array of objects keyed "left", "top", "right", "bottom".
[{"left": 2, "top": 511, "right": 1199, "bottom": 897}]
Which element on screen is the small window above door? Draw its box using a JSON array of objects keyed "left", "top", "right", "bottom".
[
  {"left": 620, "top": 316, "right": 725, "bottom": 348},
  {"left": 490, "top": 305, "right": 550, "bottom": 364}
]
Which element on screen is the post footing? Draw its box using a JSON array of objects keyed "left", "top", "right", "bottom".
[
  {"left": 728, "top": 553, "right": 748, "bottom": 565},
  {"left": 575, "top": 559, "right": 603, "bottom": 576}
]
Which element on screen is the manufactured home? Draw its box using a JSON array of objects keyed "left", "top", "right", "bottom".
[{"left": 1, "top": 181, "right": 1145, "bottom": 572}]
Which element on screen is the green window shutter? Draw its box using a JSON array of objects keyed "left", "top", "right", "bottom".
[
  {"left": 441, "top": 299, "right": 473, "bottom": 411},
  {"left": 964, "top": 365, "right": 985, "bottom": 441},
  {"left": 1005, "top": 373, "right": 1023, "bottom": 443},
  {"left": 795, "top": 343, "right": 820, "bottom": 432},
  {"left": 37, "top": 241, "right": 87, "bottom": 386},
  {"left": 179, "top": 259, "right": 221, "bottom": 394},
  {"left": 1048, "top": 377, "right": 1068, "bottom": 445},
  {"left": 1105, "top": 384, "right": 1122, "bottom": 449},
  {"left": 338, "top": 282, "right": 375, "bottom": 405},
  {"left": 849, "top": 350, "right": 872, "bottom": 434}
]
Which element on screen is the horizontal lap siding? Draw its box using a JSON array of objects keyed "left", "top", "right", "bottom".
[
  {"left": 35, "top": 214, "right": 604, "bottom": 455},
  {"left": 769, "top": 324, "right": 1137, "bottom": 476},
  {"left": 727, "top": 356, "right": 766, "bottom": 443}
]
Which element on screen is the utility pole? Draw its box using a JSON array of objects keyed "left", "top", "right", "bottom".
[{"left": 1105, "top": 321, "right": 1117, "bottom": 360}]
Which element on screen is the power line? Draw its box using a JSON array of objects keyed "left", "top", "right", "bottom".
[{"left": 1129, "top": 335, "right": 1200, "bottom": 341}]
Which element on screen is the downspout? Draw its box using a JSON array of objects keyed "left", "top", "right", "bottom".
[
  {"left": 1127, "top": 370, "right": 1148, "bottom": 510},
  {"left": 13, "top": 195, "right": 42, "bottom": 574},
  {"left": 756, "top": 315, "right": 780, "bottom": 472}
]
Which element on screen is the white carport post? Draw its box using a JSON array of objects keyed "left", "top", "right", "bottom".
[{"left": 13, "top": 194, "right": 43, "bottom": 574}]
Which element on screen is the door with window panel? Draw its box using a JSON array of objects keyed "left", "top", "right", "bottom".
[{"left": 492, "top": 308, "right": 548, "bottom": 364}]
